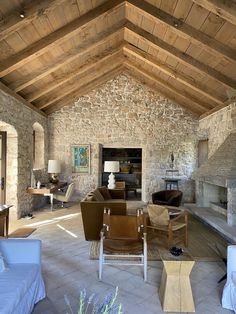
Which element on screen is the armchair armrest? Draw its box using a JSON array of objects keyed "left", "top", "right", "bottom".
[{"left": 0, "top": 239, "right": 42, "bottom": 265}]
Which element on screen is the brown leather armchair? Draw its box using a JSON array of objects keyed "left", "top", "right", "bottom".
[{"left": 152, "top": 190, "right": 183, "bottom": 207}]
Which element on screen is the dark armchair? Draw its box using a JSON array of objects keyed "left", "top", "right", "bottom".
[{"left": 152, "top": 190, "right": 183, "bottom": 207}]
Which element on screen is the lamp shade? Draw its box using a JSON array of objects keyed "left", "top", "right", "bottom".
[
  {"left": 48, "top": 160, "right": 61, "bottom": 174},
  {"left": 104, "top": 161, "right": 120, "bottom": 173}
]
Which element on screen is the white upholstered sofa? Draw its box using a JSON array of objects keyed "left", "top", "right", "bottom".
[
  {"left": 222, "top": 245, "right": 236, "bottom": 313},
  {"left": 0, "top": 239, "right": 46, "bottom": 314}
]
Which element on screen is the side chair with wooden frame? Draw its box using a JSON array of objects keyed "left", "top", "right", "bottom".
[
  {"left": 147, "top": 204, "right": 188, "bottom": 248},
  {"left": 99, "top": 208, "right": 147, "bottom": 281}
]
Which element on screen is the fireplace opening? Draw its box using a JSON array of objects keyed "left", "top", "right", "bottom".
[{"left": 203, "top": 182, "right": 227, "bottom": 216}]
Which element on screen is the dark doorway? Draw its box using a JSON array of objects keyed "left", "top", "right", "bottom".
[{"left": 0, "top": 132, "right": 6, "bottom": 203}]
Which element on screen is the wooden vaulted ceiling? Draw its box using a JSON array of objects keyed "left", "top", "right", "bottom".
[{"left": 0, "top": 0, "right": 236, "bottom": 118}]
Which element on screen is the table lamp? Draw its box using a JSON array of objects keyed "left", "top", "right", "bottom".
[
  {"left": 104, "top": 161, "right": 120, "bottom": 189},
  {"left": 48, "top": 160, "right": 61, "bottom": 183}
]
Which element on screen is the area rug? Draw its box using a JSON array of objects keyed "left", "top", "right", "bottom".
[
  {"left": 8, "top": 227, "right": 36, "bottom": 238},
  {"left": 89, "top": 215, "right": 227, "bottom": 262}
]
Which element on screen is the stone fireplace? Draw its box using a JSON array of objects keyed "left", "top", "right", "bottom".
[{"left": 193, "top": 132, "right": 236, "bottom": 226}]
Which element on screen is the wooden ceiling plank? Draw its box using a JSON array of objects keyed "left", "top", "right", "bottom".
[
  {"left": 124, "top": 61, "right": 208, "bottom": 113},
  {"left": 35, "top": 49, "right": 124, "bottom": 108},
  {"left": 192, "top": 0, "right": 236, "bottom": 26},
  {"left": 127, "top": 0, "right": 236, "bottom": 62},
  {"left": 45, "top": 66, "right": 124, "bottom": 114},
  {"left": 123, "top": 65, "right": 201, "bottom": 115},
  {"left": 27, "top": 44, "right": 124, "bottom": 102},
  {"left": 38, "top": 55, "right": 124, "bottom": 109},
  {"left": 0, "top": 0, "right": 66, "bottom": 41},
  {"left": 0, "top": 0, "right": 125, "bottom": 77},
  {"left": 125, "top": 23, "right": 236, "bottom": 89},
  {"left": 9, "top": 24, "right": 125, "bottom": 92},
  {"left": 0, "top": 80, "right": 46, "bottom": 117},
  {"left": 123, "top": 43, "right": 222, "bottom": 106}
]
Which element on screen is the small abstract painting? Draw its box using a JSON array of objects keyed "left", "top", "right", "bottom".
[{"left": 71, "top": 144, "right": 90, "bottom": 174}]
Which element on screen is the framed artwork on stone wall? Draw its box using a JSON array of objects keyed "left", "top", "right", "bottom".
[{"left": 71, "top": 144, "right": 90, "bottom": 174}]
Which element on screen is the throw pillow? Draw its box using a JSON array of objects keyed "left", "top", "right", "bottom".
[
  {"left": 85, "top": 192, "right": 96, "bottom": 201},
  {"left": 98, "top": 186, "right": 112, "bottom": 200},
  {"left": 147, "top": 204, "right": 169, "bottom": 226},
  {"left": 92, "top": 189, "right": 105, "bottom": 201},
  {"left": 0, "top": 252, "right": 6, "bottom": 273}
]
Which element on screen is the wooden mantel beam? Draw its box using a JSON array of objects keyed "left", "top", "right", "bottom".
[
  {"left": 0, "top": 0, "right": 125, "bottom": 77},
  {"left": 0, "top": 0, "right": 66, "bottom": 41},
  {"left": 45, "top": 66, "right": 124, "bottom": 115},
  {"left": 126, "top": 0, "right": 236, "bottom": 62},
  {"left": 192, "top": 0, "right": 236, "bottom": 26},
  {"left": 125, "top": 23, "right": 236, "bottom": 90},
  {"left": 123, "top": 44, "right": 222, "bottom": 107}
]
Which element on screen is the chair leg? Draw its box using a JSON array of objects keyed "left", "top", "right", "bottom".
[
  {"left": 168, "top": 229, "right": 173, "bottom": 248},
  {"left": 185, "top": 226, "right": 188, "bottom": 247}
]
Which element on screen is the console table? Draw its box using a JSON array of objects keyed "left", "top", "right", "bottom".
[
  {"left": 159, "top": 248, "right": 195, "bottom": 312},
  {"left": 0, "top": 205, "right": 12, "bottom": 237},
  {"left": 27, "top": 182, "right": 67, "bottom": 211}
]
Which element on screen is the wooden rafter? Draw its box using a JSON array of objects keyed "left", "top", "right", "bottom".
[
  {"left": 0, "top": 0, "right": 125, "bottom": 77},
  {"left": 124, "top": 23, "right": 236, "bottom": 90},
  {"left": 10, "top": 25, "right": 125, "bottom": 93},
  {"left": 126, "top": 0, "right": 236, "bottom": 62},
  {"left": 192, "top": 0, "right": 236, "bottom": 26},
  {"left": 123, "top": 65, "right": 201, "bottom": 116},
  {"left": 0, "top": 81, "right": 46, "bottom": 117},
  {"left": 45, "top": 66, "right": 124, "bottom": 115},
  {"left": 123, "top": 44, "right": 222, "bottom": 106},
  {"left": 199, "top": 103, "right": 227, "bottom": 119},
  {"left": 35, "top": 49, "right": 124, "bottom": 109},
  {"left": 124, "top": 61, "right": 208, "bottom": 114},
  {"left": 27, "top": 44, "right": 124, "bottom": 102},
  {"left": 0, "top": 0, "right": 66, "bottom": 41}
]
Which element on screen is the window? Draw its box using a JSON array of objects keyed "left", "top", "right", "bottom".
[{"left": 32, "top": 123, "right": 44, "bottom": 169}]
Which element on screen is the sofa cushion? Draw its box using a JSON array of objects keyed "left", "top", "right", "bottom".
[
  {"left": 0, "top": 263, "right": 40, "bottom": 314},
  {"left": 92, "top": 189, "right": 104, "bottom": 201},
  {"left": 98, "top": 186, "right": 112, "bottom": 200},
  {"left": 84, "top": 192, "right": 96, "bottom": 201}
]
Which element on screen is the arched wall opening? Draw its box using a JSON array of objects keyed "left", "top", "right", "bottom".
[
  {"left": 33, "top": 122, "right": 45, "bottom": 170},
  {"left": 0, "top": 121, "right": 18, "bottom": 217}
]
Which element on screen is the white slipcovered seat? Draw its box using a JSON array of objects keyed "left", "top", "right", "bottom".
[
  {"left": 0, "top": 239, "right": 46, "bottom": 314},
  {"left": 53, "top": 182, "right": 75, "bottom": 207},
  {"left": 222, "top": 245, "right": 236, "bottom": 313}
]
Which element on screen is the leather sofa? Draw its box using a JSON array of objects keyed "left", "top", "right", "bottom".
[
  {"left": 152, "top": 190, "right": 183, "bottom": 207},
  {"left": 0, "top": 239, "right": 46, "bottom": 314},
  {"left": 80, "top": 186, "right": 127, "bottom": 241}
]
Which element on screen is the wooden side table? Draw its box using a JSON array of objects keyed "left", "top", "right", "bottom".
[
  {"left": 159, "top": 249, "right": 195, "bottom": 312},
  {"left": 0, "top": 205, "right": 12, "bottom": 238}
]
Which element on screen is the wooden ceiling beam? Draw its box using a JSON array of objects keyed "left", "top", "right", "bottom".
[
  {"left": 123, "top": 65, "right": 201, "bottom": 116},
  {"left": 124, "top": 61, "right": 207, "bottom": 114},
  {"left": 0, "top": 0, "right": 125, "bottom": 77},
  {"left": 199, "top": 103, "right": 227, "bottom": 119},
  {"left": 35, "top": 49, "right": 124, "bottom": 109},
  {"left": 126, "top": 0, "right": 236, "bottom": 62},
  {"left": 192, "top": 0, "right": 236, "bottom": 26},
  {"left": 0, "top": 81, "right": 46, "bottom": 117},
  {"left": 125, "top": 23, "right": 236, "bottom": 90},
  {"left": 123, "top": 44, "right": 222, "bottom": 107},
  {"left": 27, "top": 44, "right": 125, "bottom": 102},
  {"left": 0, "top": 0, "right": 66, "bottom": 41},
  {"left": 10, "top": 24, "right": 125, "bottom": 93},
  {"left": 45, "top": 66, "right": 124, "bottom": 115}
]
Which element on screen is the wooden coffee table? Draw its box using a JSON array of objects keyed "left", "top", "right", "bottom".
[{"left": 159, "top": 248, "right": 195, "bottom": 312}]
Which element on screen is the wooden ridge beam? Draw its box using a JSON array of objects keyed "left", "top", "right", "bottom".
[
  {"left": 125, "top": 23, "right": 236, "bottom": 90},
  {"left": 27, "top": 44, "right": 124, "bottom": 103},
  {"left": 35, "top": 50, "right": 124, "bottom": 109},
  {"left": 192, "top": 0, "right": 236, "bottom": 26},
  {"left": 0, "top": 0, "right": 125, "bottom": 77},
  {"left": 0, "top": 0, "right": 66, "bottom": 41},
  {"left": 124, "top": 61, "right": 207, "bottom": 114},
  {"left": 45, "top": 66, "right": 124, "bottom": 115},
  {"left": 123, "top": 44, "right": 222, "bottom": 107},
  {"left": 10, "top": 24, "right": 125, "bottom": 93},
  {"left": 123, "top": 65, "right": 201, "bottom": 116},
  {"left": 126, "top": 0, "right": 236, "bottom": 62},
  {"left": 0, "top": 81, "right": 46, "bottom": 117}
]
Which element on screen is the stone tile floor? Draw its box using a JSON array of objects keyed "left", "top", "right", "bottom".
[{"left": 9, "top": 203, "right": 232, "bottom": 314}]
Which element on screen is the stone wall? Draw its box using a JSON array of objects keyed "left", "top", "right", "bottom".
[
  {"left": 49, "top": 74, "right": 198, "bottom": 202},
  {"left": 0, "top": 90, "right": 48, "bottom": 218},
  {"left": 198, "top": 102, "right": 236, "bottom": 157}
]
